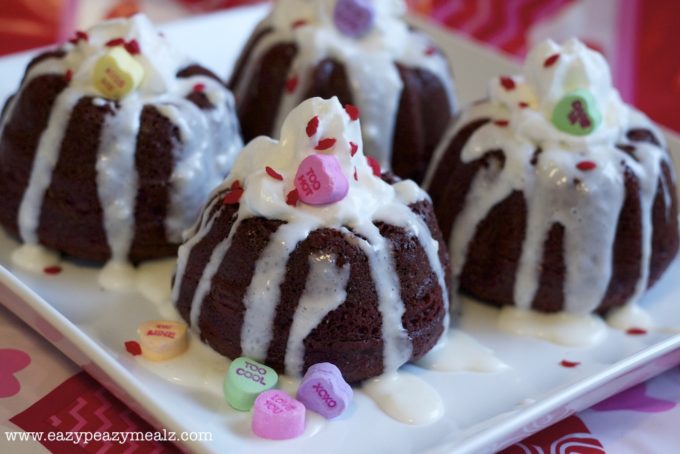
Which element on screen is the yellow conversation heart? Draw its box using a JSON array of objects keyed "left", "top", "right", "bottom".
[
  {"left": 92, "top": 47, "right": 144, "bottom": 100},
  {"left": 137, "top": 320, "right": 189, "bottom": 361}
]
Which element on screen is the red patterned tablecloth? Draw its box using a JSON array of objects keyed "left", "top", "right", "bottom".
[{"left": 1, "top": 1, "right": 679, "bottom": 453}]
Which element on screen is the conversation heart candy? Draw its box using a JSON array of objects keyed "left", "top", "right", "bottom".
[
  {"left": 333, "top": 0, "right": 376, "bottom": 38},
  {"left": 294, "top": 154, "right": 349, "bottom": 206},
  {"left": 224, "top": 357, "right": 278, "bottom": 411},
  {"left": 137, "top": 320, "right": 188, "bottom": 361},
  {"left": 296, "top": 362, "right": 353, "bottom": 419},
  {"left": 551, "top": 89, "right": 602, "bottom": 136},
  {"left": 252, "top": 390, "right": 306, "bottom": 440},
  {"left": 92, "top": 46, "right": 144, "bottom": 100}
]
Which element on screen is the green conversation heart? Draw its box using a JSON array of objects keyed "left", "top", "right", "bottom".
[
  {"left": 224, "top": 357, "right": 278, "bottom": 411},
  {"left": 551, "top": 90, "right": 602, "bottom": 136}
]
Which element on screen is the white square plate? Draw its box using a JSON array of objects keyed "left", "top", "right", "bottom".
[{"left": 1, "top": 4, "right": 679, "bottom": 453}]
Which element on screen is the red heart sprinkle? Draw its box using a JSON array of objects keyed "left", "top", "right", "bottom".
[
  {"left": 518, "top": 102, "right": 529, "bottom": 109},
  {"left": 366, "top": 156, "right": 381, "bottom": 177},
  {"left": 265, "top": 166, "right": 283, "bottom": 181},
  {"left": 125, "top": 341, "right": 142, "bottom": 356},
  {"left": 626, "top": 328, "right": 647, "bottom": 336},
  {"left": 286, "top": 189, "right": 299, "bottom": 206},
  {"left": 292, "top": 19, "right": 308, "bottom": 29},
  {"left": 425, "top": 45, "right": 437, "bottom": 56},
  {"left": 69, "top": 30, "right": 88, "bottom": 44},
  {"left": 544, "top": 53, "right": 560, "bottom": 68},
  {"left": 65, "top": 70, "right": 73, "bottom": 83},
  {"left": 223, "top": 188, "right": 244, "bottom": 205},
  {"left": 500, "top": 76, "right": 515, "bottom": 91},
  {"left": 494, "top": 120, "right": 509, "bottom": 127},
  {"left": 230, "top": 180, "right": 242, "bottom": 191},
  {"left": 124, "top": 39, "right": 141, "bottom": 55},
  {"left": 349, "top": 141, "right": 359, "bottom": 157},
  {"left": 285, "top": 75, "right": 299, "bottom": 93},
  {"left": 560, "top": 360, "right": 580, "bottom": 368},
  {"left": 576, "top": 161, "right": 597, "bottom": 171},
  {"left": 43, "top": 266, "right": 62, "bottom": 275},
  {"left": 105, "top": 38, "right": 126, "bottom": 47},
  {"left": 193, "top": 83, "right": 205, "bottom": 93},
  {"left": 353, "top": 167, "right": 358, "bottom": 181},
  {"left": 315, "top": 138, "right": 336, "bottom": 150},
  {"left": 345, "top": 104, "right": 360, "bottom": 121},
  {"left": 306, "top": 116, "right": 319, "bottom": 137}
]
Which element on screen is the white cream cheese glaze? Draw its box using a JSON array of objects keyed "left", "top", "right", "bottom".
[
  {"left": 172, "top": 96, "right": 449, "bottom": 377},
  {"left": 2, "top": 14, "right": 242, "bottom": 287},
  {"left": 362, "top": 372, "right": 444, "bottom": 425},
  {"left": 231, "top": 0, "right": 456, "bottom": 169},
  {"left": 425, "top": 39, "right": 675, "bottom": 317},
  {"left": 284, "top": 252, "right": 350, "bottom": 376},
  {"left": 497, "top": 306, "right": 607, "bottom": 347},
  {"left": 415, "top": 329, "right": 508, "bottom": 372}
]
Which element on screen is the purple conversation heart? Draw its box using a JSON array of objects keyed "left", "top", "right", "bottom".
[
  {"left": 592, "top": 382, "right": 676, "bottom": 413},
  {"left": 296, "top": 362, "right": 353, "bottom": 419},
  {"left": 333, "top": 0, "right": 376, "bottom": 38}
]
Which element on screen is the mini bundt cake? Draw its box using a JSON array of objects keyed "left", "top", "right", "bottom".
[
  {"left": 0, "top": 15, "right": 242, "bottom": 280},
  {"left": 172, "top": 97, "right": 450, "bottom": 382},
  {"left": 229, "top": 0, "right": 456, "bottom": 183},
  {"left": 424, "top": 39, "right": 678, "bottom": 315}
]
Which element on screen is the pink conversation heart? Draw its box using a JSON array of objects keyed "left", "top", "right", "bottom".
[
  {"left": 333, "top": 0, "right": 375, "bottom": 38},
  {"left": 252, "top": 390, "right": 305, "bottom": 440},
  {"left": 592, "top": 382, "right": 676, "bottom": 413},
  {"left": 295, "top": 154, "right": 349, "bottom": 206},
  {"left": 0, "top": 349, "right": 31, "bottom": 398}
]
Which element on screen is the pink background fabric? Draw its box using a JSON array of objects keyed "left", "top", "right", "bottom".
[
  {"left": 4, "top": 0, "right": 677, "bottom": 132},
  {"left": 419, "top": 0, "right": 680, "bottom": 134},
  {"left": 1, "top": 1, "right": 679, "bottom": 452}
]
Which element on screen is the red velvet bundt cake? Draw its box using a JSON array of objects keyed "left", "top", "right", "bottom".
[
  {"left": 424, "top": 39, "right": 678, "bottom": 315},
  {"left": 229, "top": 0, "right": 456, "bottom": 183},
  {"left": 172, "top": 97, "right": 450, "bottom": 382},
  {"left": 0, "top": 15, "right": 242, "bottom": 286}
]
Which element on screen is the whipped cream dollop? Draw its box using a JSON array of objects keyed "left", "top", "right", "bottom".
[
  {"left": 227, "top": 97, "right": 406, "bottom": 226},
  {"left": 486, "top": 38, "right": 627, "bottom": 147},
  {"left": 233, "top": 0, "right": 456, "bottom": 169},
  {"left": 425, "top": 39, "right": 674, "bottom": 316},
  {"left": 5, "top": 14, "right": 241, "bottom": 290},
  {"left": 269, "top": 0, "right": 410, "bottom": 55},
  {"left": 58, "top": 14, "right": 191, "bottom": 96},
  {"left": 175, "top": 97, "right": 449, "bottom": 377}
]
